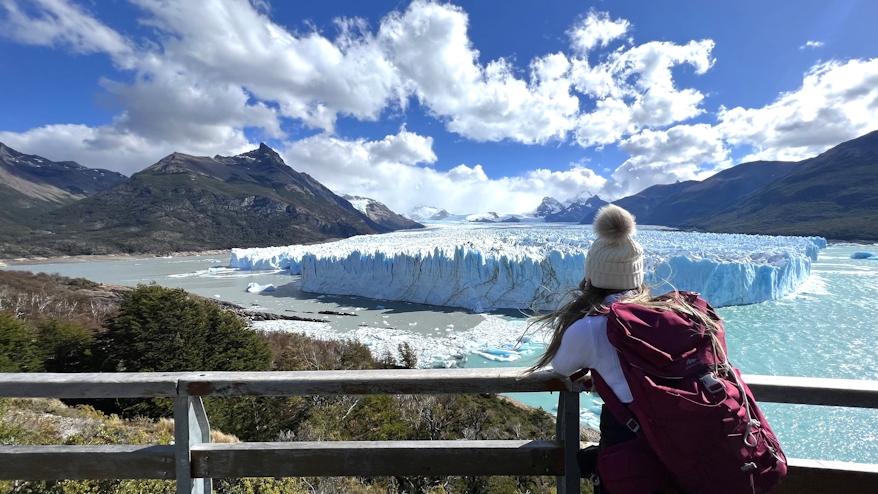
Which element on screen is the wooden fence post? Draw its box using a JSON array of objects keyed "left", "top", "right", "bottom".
[
  {"left": 555, "top": 391, "right": 581, "bottom": 494},
  {"left": 175, "top": 397, "right": 212, "bottom": 494}
]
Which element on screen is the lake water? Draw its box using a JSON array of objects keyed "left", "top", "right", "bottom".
[{"left": 4, "top": 243, "right": 878, "bottom": 463}]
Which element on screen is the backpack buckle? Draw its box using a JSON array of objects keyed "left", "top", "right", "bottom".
[
  {"left": 626, "top": 418, "right": 640, "bottom": 433},
  {"left": 700, "top": 372, "right": 725, "bottom": 394}
]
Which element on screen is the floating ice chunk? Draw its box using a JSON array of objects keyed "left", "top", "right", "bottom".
[
  {"left": 245, "top": 283, "right": 276, "bottom": 293},
  {"left": 376, "top": 305, "right": 385, "bottom": 309},
  {"left": 472, "top": 351, "right": 522, "bottom": 362},
  {"left": 851, "top": 252, "right": 875, "bottom": 259}
]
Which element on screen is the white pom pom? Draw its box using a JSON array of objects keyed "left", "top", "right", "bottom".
[{"left": 593, "top": 204, "right": 636, "bottom": 241}]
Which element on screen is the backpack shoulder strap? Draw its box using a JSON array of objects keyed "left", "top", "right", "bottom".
[{"left": 590, "top": 369, "right": 643, "bottom": 437}]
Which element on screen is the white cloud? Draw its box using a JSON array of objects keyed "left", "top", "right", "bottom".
[
  {"left": 567, "top": 11, "right": 715, "bottom": 146},
  {"left": 282, "top": 129, "right": 606, "bottom": 214},
  {"left": 568, "top": 10, "right": 630, "bottom": 53},
  {"left": 378, "top": 1, "right": 580, "bottom": 144},
  {"left": 4, "top": 1, "right": 878, "bottom": 215},
  {"left": 0, "top": 0, "right": 133, "bottom": 58},
  {"left": 718, "top": 58, "right": 878, "bottom": 162},
  {"left": 0, "top": 124, "right": 252, "bottom": 175},
  {"left": 606, "top": 124, "right": 729, "bottom": 197},
  {"left": 799, "top": 40, "right": 824, "bottom": 50}
]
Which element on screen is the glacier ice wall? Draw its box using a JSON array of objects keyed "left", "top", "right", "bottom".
[{"left": 230, "top": 224, "right": 825, "bottom": 311}]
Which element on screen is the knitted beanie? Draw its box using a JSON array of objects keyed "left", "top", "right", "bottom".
[{"left": 585, "top": 204, "right": 644, "bottom": 290}]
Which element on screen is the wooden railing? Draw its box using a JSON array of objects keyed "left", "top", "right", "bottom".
[{"left": 1, "top": 369, "right": 878, "bottom": 494}]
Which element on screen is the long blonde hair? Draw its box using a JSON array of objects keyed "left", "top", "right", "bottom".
[{"left": 524, "top": 279, "right": 725, "bottom": 373}]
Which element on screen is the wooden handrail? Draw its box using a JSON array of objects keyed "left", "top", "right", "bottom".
[
  {"left": 4, "top": 369, "right": 878, "bottom": 406},
  {"left": 2, "top": 369, "right": 878, "bottom": 494}
]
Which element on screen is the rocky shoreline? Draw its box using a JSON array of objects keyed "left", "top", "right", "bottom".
[{"left": 0, "top": 249, "right": 232, "bottom": 267}]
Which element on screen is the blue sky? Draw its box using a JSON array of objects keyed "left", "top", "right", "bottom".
[{"left": 2, "top": 0, "right": 878, "bottom": 214}]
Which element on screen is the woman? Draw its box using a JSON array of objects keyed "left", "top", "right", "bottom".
[{"left": 525, "top": 204, "right": 785, "bottom": 494}]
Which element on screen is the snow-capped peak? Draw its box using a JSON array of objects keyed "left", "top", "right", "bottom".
[
  {"left": 533, "top": 197, "right": 564, "bottom": 217},
  {"left": 407, "top": 205, "right": 451, "bottom": 221}
]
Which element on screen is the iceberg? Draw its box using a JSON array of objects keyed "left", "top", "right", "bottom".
[
  {"left": 851, "top": 251, "right": 875, "bottom": 259},
  {"left": 245, "top": 283, "right": 276, "bottom": 293},
  {"left": 231, "top": 225, "right": 825, "bottom": 310}
]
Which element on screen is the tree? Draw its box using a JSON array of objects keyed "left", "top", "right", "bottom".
[
  {"left": 93, "top": 285, "right": 271, "bottom": 417},
  {"left": 98, "top": 284, "right": 270, "bottom": 374},
  {"left": 36, "top": 319, "right": 94, "bottom": 372},
  {"left": 0, "top": 311, "right": 39, "bottom": 372}
]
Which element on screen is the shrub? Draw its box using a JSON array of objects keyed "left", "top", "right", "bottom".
[
  {"left": 0, "top": 311, "right": 40, "bottom": 372},
  {"left": 97, "top": 284, "right": 271, "bottom": 374},
  {"left": 36, "top": 319, "right": 95, "bottom": 372},
  {"left": 92, "top": 285, "right": 271, "bottom": 418}
]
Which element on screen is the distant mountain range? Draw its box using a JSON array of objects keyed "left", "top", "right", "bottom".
[
  {"left": 541, "top": 195, "right": 608, "bottom": 222},
  {"left": 583, "top": 130, "right": 878, "bottom": 241},
  {"left": 4, "top": 128, "right": 876, "bottom": 257},
  {"left": 407, "top": 194, "right": 608, "bottom": 224},
  {"left": 0, "top": 143, "right": 421, "bottom": 258}
]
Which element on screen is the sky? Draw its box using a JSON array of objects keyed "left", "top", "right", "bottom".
[{"left": 1, "top": 0, "right": 878, "bottom": 215}]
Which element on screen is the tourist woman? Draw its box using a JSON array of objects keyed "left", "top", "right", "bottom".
[{"left": 525, "top": 204, "right": 786, "bottom": 494}]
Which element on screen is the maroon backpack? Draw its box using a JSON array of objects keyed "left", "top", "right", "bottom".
[{"left": 585, "top": 291, "right": 787, "bottom": 494}]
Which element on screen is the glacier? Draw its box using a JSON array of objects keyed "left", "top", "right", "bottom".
[{"left": 230, "top": 224, "right": 825, "bottom": 311}]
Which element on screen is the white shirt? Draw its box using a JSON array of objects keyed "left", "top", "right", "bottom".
[{"left": 550, "top": 293, "right": 634, "bottom": 403}]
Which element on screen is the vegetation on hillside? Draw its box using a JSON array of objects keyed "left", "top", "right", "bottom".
[
  {"left": 0, "top": 270, "right": 585, "bottom": 493},
  {"left": 0, "top": 144, "right": 424, "bottom": 258}
]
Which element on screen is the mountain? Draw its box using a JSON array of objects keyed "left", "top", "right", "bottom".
[
  {"left": 0, "top": 142, "right": 127, "bottom": 253},
  {"left": 0, "top": 142, "right": 126, "bottom": 201},
  {"left": 545, "top": 195, "right": 608, "bottom": 222},
  {"left": 342, "top": 195, "right": 424, "bottom": 231},
  {"left": 407, "top": 205, "right": 451, "bottom": 221},
  {"left": 0, "top": 142, "right": 125, "bottom": 219},
  {"left": 647, "top": 161, "right": 801, "bottom": 227},
  {"left": 533, "top": 197, "right": 564, "bottom": 218},
  {"left": 691, "top": 130, "right": 878, "bottom": 240},
  {"left": 13, "top": 144, "right": 398, "bottom": 256},
  {"left": 579, "top": 181, "right": 696, "bottom": 225},
  {"left": 581, "top": 160, "right": 800, "bottom": 227}
]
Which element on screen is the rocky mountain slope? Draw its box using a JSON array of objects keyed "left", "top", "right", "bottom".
[
  {"left": 342, "top": 195, "right": 423, "bottom": 231},
  {"left": 0, "top": 142, "right": 127, "bottom": 254},
  {"left": 692, "top": 130, "right": 878, "bottom": 240},
  {"left": 585, "top": 130, "right": 878, "bottom": 241},
  {"left": 3, "top": 144, "right": 409, "bottom": 256}
]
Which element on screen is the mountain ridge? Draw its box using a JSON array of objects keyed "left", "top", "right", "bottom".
[
  {"left": 0, "top": 143, "right": 417, "bottom": 257},
  {"left": 689, "top": 129, "right": 878, "bottom": 240}
]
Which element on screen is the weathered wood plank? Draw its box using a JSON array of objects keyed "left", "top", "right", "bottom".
[
  {"left": 556, "top": 391, "right": 580, "bottom": 494},
  {"left": 180, "top": 368, "right": 569, "bottom": 396},
  {"left": 0, "top": 445, "right": 175, "bottom": 480},
  {"left": 0, "top": 372, "right": 183, "bottom": 398},
  {"left": 190, "top": 440, "right": 565, "bottom": 478},
  {"left": 744, "top": 374, "right": 878, "bottom": 408},
  {"left": 776, "top": 457, "right": 878, "bottom": 494},
  {"left": 3, "top": 371, "right": 877, "bottom": 411}
]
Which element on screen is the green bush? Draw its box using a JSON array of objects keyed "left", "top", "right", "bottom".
[
  {"left": 36, "top": 319, "right": 95, "bottom": 372},
  {"left": 91, "top": 285, "right": 271, "bottom": 418},
  {"left": 0, "top": 311, "right": 40, "bottom": 372},
  {"left": 97, "top": 284, "right": 270, "bottom": 374}
]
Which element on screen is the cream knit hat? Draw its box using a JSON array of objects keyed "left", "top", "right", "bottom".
[{"left": 585, "top": 204, "right": 644, "bottom": 290}]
